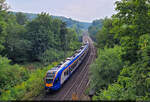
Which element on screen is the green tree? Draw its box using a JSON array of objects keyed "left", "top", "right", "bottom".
[
  {"left": 96, "top": 18, "right": 119, "bottom": 49},
  {"left": 67, "top": 28, "right": 81, "bottom": 50},
  {"left": 90, "top": 46, "right": 123, "bottom": 93},
  {"left": 51, "top": 18, "right": 62, "bottom": 49},
  {"left": 16, "top": 12, "right": 28, "bottom": 25},
  {"left": 91, "top": 0, "right": 150, "bottom": 101},
  {"left": 4, "top": 24, "right": 31, "bottom": 63},
  {"left": 138, "top": 34, "right": 150, "bottom": 67},
  {"left": 0, "top": 0, "right": 8, "bottom": 53},
  {"left": 112, "top": 0, "right": 150, "bottom": 64},
  {"left": 60, "top": 22, "right": 68, "bottom": 56},
  {"left": 88, "top": 19, "right": 103, "bottom": 41},
  {"left": 0, "top": 56, "right": 29, "bottom": 91},
  {"left": 25, "top": 13, "right": 54, "bottom": 61},
  {"left": 0, "top": 21, "right": 7, "bottom": 52}
]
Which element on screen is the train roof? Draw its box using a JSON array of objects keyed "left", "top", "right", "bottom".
[{"left": 46, "top": 43, "right": 88, "bottom": 73}]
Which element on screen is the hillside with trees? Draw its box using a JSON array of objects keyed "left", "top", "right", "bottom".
[
  {"left": 11, "top": 12, "right": 91, "bottom": 30},
  {"left": 0, "top": 0, "right": 82, "bottom": 100},
  {"left": 88, "top": 0, "right": 150, "bottom": 101},
  {"left": 88, "top": 19, "right": 103, "bottom": 41}
]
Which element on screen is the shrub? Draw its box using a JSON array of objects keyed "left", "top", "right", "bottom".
[
  {"left": 95, "top": 64, "right": 150, "bottom": 101},
  {"left": 89, "top": 46, "right": 123, "bottom": 93},
  {"left": 0, "top": 56, "right": 29, "bottom": 91},
  {"left": 0, "top": 62, "right": 57, "bottom": 100},
  {"left": 39, "top": 48, "right": 64, "bottom": 65}
]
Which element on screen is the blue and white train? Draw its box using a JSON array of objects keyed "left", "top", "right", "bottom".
[{"left": 44, "top": 41, "right": 89, "bottom": 92}]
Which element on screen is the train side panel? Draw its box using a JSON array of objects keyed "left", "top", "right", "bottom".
[
  {"left": 45, "top": 43, "right": 89, "bottom": 91},
  {"left": 60, "top": 44, "right": 89, "bottom": 85}
]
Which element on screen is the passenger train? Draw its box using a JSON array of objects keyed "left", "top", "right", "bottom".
[{"left": 44, "top": 41, "right": 89, "bottom": 92}]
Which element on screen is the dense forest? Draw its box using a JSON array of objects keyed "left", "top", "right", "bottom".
[
  {"left": 88, "top": 0, "right": 150, "bottom": 101},
  {"left": 0, "top": 0, "right": 82, "bottom": 100},
  {"left": 88, "top": 19, "right": 103, "bottom": 41}
]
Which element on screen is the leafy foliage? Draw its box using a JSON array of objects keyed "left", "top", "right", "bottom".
[
  {"left": 89, "top": 46, "right": 123, "bottom": 92},
  {"left": 113, "top": 0, "right": 150, "bottom": 64},
  {"left": 0, "top": 0, "right": 82, "bottom": 100},
  {"left": 96, "top": 63, "right": 150, "bottom": 101},
  {"left": 16, "top": 12, "right": 28, "bottom": 25},
  {"left": 96, "top": 18, "right": 119, "bottom": 49},
  {"left": 0, "top": 63, "right": 57, "bottom": 100},
  {"left": 0, "top": 20, "right": 6, "bottom": 52},
  {"left": 88, "top": 19, "right": 103, "bottom": 41},
  {"left": 89, "top": 0, "right": 150, "bottom": 101},
  {"left": 11, "top": 11, "right": 91, "bottom": 30},
  {"left": 0, "top": 56, "right": 29, "bottom": 92},
  {"left": 39, "top": 48, "right": 64, "bottom": 66},
  {"left": 1, "top": 12, "right": 81, "bottom": 64}
]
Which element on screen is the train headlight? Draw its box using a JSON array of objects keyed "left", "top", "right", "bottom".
[{"left": 46, "top": 83, "right": 53, "bottom": 87}]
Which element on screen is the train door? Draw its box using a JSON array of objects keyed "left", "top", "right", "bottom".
[
  {"left": 69, "top": 67, "right": 72, "bottom": 74},
  {"left": 61, "top": 69, "right": 69, "bottom": 84},
  {"left": 70, "top": 60, "right": 78, "bottom": 73}
]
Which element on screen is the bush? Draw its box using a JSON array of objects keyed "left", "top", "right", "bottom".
[
  {"left": 0, "top": 62, "right": 57, "bottom": 100},
  {"left": 95, "top": 63, "right": 150, "bottom": 101},
  {"left": 0, "top": 56, "right": 29, "bottom": 91},
  {"left": 89, "top": 46, "right": 123, "bottom": 92},
  {"left": 93, "top": 83, "right": 124, "bottom": 100},
  {"left": 39, "top": 48, "right": 64, "bottom": 65},
  {"left": 93, "top": 34, "right": 150, "bottom": 101}
]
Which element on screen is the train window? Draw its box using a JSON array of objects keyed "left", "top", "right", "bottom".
[
  {"left": 47, "top": 73, "right": 55, "bottom": 78},
  {"left": 71, "top": 61, "right": 77, "bottom": 69},
  {"left": 64, "top": 71, "right": 67, "bottom": 76},
  {"left": 46, "top": 78, "right": 53, "bottom": 83},
  {"left": 82, "top": 53, "right": 85, "bottom": 57},
  {"left": 67, "top": 70, "right": 69, "bottom": 75},
  {"left": 69, "top": 68, "right": 72, "bottom": 72},
  {"left": 64, "top": 69, "right": 69, "bottom": 76}
]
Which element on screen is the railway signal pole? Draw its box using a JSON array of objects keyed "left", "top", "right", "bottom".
[{"left": 88, "top": 89, "right": 95, "bottom": 101}]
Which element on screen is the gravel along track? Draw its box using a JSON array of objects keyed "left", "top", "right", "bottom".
[{"left": 35, "top": 35, "right": 96, "bottom": 101}]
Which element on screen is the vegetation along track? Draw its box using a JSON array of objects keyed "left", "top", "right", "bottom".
[{"left": 36, "top": 35, "right": 96, "bottom": 101}]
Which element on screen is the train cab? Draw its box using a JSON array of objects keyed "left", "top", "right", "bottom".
[
  {"left": 44, "top": 42, "right": 89, "bottom": 92},
  {"left": 45, "top": 68, "right": 61, "bottom": 91}
]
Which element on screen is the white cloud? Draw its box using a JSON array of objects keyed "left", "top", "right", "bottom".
[
  {"left": 6, "top": 0, "right": 119, "bottom": 22},
  {"left": 62, "top": 0, "right": 117, "bottom": 22}
]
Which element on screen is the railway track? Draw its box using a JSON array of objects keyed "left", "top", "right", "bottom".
[
  {"left": 62, "top": 36, "right": 96, "bottom": 100},
  {"left": 35, "top": 35, "right": 96, "bottom": 101}
]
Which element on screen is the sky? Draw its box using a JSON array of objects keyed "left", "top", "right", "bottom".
[{"left": 6, "top": 0, "right": 119, "bottom": 22}]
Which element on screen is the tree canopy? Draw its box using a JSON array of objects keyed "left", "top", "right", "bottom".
[
  {"left": 0, "top": 0, "right": 82, "bottom": 100},
  {"left": 89, "top": 0, "right": 150, "bottom": 101}
]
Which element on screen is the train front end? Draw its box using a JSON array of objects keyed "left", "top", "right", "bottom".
[{"left": 44, "top": 69, "right": 61, "bottom": 91}]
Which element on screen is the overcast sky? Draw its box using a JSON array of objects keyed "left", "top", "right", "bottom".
[{"left": 6, "top": 0, "right": 119, "bottom": 22}]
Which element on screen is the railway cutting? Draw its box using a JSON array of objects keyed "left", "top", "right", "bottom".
[{"left": 35, "top": 35, "right": 96, "bottom": 101}]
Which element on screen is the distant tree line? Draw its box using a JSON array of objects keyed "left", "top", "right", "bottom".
[{"left": 88, "top": 19, "right": 103, "bottom": 41}]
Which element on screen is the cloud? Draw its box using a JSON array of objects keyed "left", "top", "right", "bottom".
[
  {"left": 6, "top": 0, "right": 118, "bottom": 22},
  {"left": 62, "top": 0, "right": 117, "bottom": 21}
]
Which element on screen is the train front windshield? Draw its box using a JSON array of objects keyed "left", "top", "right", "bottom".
[
  {"left": 46, "top": 78, "right": 53, "bottom": 83},
  {"left": 46, "top": 73, "right": 55, "bottom": 84}
]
